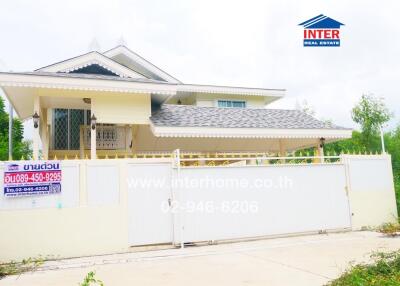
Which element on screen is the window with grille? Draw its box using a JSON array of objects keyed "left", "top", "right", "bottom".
[
  {"left": 53, "top": 109, "right": 89, "bottom": 150},
  {"left": 217, "top": 100, "right": 246, "bottom": 108}
]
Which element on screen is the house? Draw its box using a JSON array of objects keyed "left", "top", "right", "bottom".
[
  {"left": 0, "top": 46, "right": 397, "bottom": 262},
  {"left": 0, "top": 45, "right": 351, "bottom": 160}
]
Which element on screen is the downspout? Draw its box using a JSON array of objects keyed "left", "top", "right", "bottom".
[{"left": 8, "top": 103, "right": 13, "bottom": 160}]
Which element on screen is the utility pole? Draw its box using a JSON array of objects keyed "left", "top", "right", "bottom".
[
  {"left": 380, "top": 125, "right": 386, "bottom": 154},
  {"left": 8, "top": 104, "right": 13, "bottom": 160}
]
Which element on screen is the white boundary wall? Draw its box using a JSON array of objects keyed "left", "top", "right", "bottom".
[
  {"left": 0, "top": 155, "right": 397, "bottom": 261},
  {"left": 174, "top": 164, "right": 351, "bottom": 244},
  {"left": 344, "top": 155, "right": 398, "bottom": 229}
]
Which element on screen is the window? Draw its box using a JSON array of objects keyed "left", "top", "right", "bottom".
[
  {"left": 53, "top": 109, "right": 90, "bottom": 150},
  {"left": 217, "top": 100, "right": 246, "bottom": 108}
]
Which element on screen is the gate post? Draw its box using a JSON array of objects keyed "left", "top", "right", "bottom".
[{"left": 172, "top": 149, "right": 185, "bottom": 249}]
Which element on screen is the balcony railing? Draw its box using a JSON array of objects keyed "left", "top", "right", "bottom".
[{"left": 81, "top": 125, "right": 129, "bottom": 150}]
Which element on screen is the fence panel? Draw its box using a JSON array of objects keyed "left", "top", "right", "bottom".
[
  {"left": 127, "top": 163, "right": 173, "bottom": 246},
  {"left": 0, "top": 161, "right": 79, "bottom": 210},
  {"left": 345, "top": 155, "right": 398, "bottom": 229},
  {"left": 174, "top": 163, "right": 351, "bottom": 243},
  {"left": 86, "top": 161, "right": 120, "bottom": 206}
]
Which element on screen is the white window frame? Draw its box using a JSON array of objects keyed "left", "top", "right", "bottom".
[{"left": 215, "top": 99, "right": 247, "bottom": 108}]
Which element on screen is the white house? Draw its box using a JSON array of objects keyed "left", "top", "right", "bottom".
[
  {"left": 0, "top": 45, "right": 351, "bottom": 160},
  {"left": 0, "top": 46, "right": 396, "bottom": 262}
]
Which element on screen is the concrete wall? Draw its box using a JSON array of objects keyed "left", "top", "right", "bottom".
[
  {"left": 175, "top": 163, "right": 351, "bottom": 243},
  {"left": 0, "top": 155, "right": 397, "bottom": 261},
  {"left": 0, "top": 159, "right": 170, "bottom": 261},
  {"left": 91, "top": 93, "right": 151, "bottom": 124},
  {"left": 167, "top": 93, "right": 266, "bottom": 108},
  {"left": 344, "top": 155, "right": 398, "bottom": 229}
]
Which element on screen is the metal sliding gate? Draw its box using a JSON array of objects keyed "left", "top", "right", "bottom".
[{"left": 126, "top": 156, "right": 352, "bottom": 246}]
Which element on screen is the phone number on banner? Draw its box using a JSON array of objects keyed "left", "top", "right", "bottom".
[
  {"left": 4, "top": 183, "right": 61, "bottom": 197},
  {"left": 4, "top": 171, "right": 61, "bottom": 184}
]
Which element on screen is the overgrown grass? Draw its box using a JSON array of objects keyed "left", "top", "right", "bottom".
[
  {"left": 0, "top": 257, "right": 44, "bottom": 279},
  {"left": 79, "top": 271, "right": 104, "bottom": 286},
  {"left": 378, "top": 222, "right": 400, "bottom": 237},
  {"left": 394, "top": 175, "right": 400, "bottom": 216},
  {"left": 326, "top": 251, "right": 400, "bottom": 286}
]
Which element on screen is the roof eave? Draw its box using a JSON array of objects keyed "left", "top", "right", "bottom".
[
  {"left": 0, "top": 72, "right": 177, "bottom": 94},
  {"left": 150, "top": 124, "right": 352, "bottom": 139},
  {"left": 103, "top": 45, "right": 182, "bottom": 84},
  {"left": 177, "top": 84, "right": 286, "bottom": 97}
]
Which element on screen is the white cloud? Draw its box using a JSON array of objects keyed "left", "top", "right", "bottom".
[{"left": 1, "top": 0, "right": 399, "bottom": 139}]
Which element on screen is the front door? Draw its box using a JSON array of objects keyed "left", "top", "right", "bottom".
[{"left": 127, "top": 164, "right": 173, "bottom": 246}]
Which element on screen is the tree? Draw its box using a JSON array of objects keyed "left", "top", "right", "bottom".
[
  {"left": 351, "top": 94, "right": 392, "bottom": 149},
  {"left": 0, "top": 96, "right": 32, "bottom": 160},
  {"left": 295, "top": 99, "right": 315, "bottom": 117}
]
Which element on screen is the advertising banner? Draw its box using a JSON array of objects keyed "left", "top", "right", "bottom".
[{"left": 3, "top": 161, "right": 62, "bottom": 197}]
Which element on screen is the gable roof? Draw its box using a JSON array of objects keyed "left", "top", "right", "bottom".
[
  {"left": 298, "top": 14, "right": 344, "bottom": 29},
  {"left": 70, "top": 64, "right": 119, "bottom": 76},
  {"left": 150, "top": 104, "right": 348, "bottom": 130},
  {"left": 36, "top": 51, "right": 146, "bottom": 79},
  {"left": 103, "top": 45, "right": 181, "bottom": 83}
]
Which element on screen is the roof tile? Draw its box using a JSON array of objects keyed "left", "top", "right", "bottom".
[{"left": 150, "top": 104, "right": 348, "bottom": 130}]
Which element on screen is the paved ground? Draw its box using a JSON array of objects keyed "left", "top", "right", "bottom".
[{"left": 2, "top": 231, "right": 400, "bottom": 286}]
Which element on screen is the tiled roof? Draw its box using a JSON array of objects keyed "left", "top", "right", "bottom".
[
  {"left": 4, "top": 71, "right": 174, "bottom": 84},
  {"left": 150, "top": 104, "right": 348, "bottom": 130}
]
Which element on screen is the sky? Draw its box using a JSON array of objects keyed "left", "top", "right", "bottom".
[{"left": 0, "top": 0, "right": 399, "bottom": 139}]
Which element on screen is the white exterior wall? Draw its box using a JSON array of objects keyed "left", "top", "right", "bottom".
[
  {"left": 0, "top": 155, "right": 397, "bottom": 261},
  {"left": 0, "top": 159, "right": 170, "bottom": 261},
  {"left": 344, "top": 155, "right": 398, "bottom": 229},
  {"left": 91, "top": 92, "right": 151, "bottom": 124},
  {"left": 195, "top": 93, "right": 266, "bottom": 108},
  {"left": 174, "top": 164, "right": 351, "bottom": 243}
]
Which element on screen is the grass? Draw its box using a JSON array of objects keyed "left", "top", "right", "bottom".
[
  {"left": 378, "top": 222, "right": 400, "bottom": 237},
  {"left": 0, "top": 257, "right": 44, "bottom": 279},
  {"left": 79, "top": 271, "right": 104, "bottom": 286},
  {"left": 326, "top": 251, "right": 400, "bottom": 286}
]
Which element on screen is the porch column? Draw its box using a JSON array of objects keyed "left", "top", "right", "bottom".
[
  {"left": 90, "top": 120, "right": 96, "bottom": 159},
  {"left": 125, "top": 125, "right": 133, "bottom": 153},
  {"left": 317, "top": 145, "right": 324, "bottom": 163},
  {"left": 40, "top": 107, "right": 49, "bottom": 160},
  {"left": 33, "top": 95, "right": 40, "bottom": 160},
  {"left": 314, "top": 139, "right": 324, "bottom": 163},
  {"left": 79, "top": 126, "right": 84, "bottom": 159},
  {"left": 131, "top": 125, "right": 139, "bottom": 154},
  {"left": 279, "top": 139, "right": 286, "bottom": 163}
]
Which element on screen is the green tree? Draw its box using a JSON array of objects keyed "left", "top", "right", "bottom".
[
  {"left": 351, "top": 94, "right": 392, "bottom": 149},
  {"left": 0, "top": 96, "right": 32, "bottom": 160}
]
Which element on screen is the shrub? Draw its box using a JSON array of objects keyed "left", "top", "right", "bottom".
[
  {"left": 0, "top": 257, "right": 43, "bottom": 279},
  {"left": 79, "top": 271, "right": 104, "bottom": 286},
  {"left": 378, "top": 222, "right": 400, "bottom": 237},
  {"left": 326, "top": 251, "right": 400, "bottom": 286}
]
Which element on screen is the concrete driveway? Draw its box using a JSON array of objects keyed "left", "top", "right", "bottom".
[{"left": 2, "top": 231, "right": 400, "bottom": 286}]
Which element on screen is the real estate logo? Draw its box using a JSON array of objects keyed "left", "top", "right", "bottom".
[
  {"left": 7, "top": 164, "right": 19, "bottom": 172},
  {"left": 298, "top": 14, "right": 344, "bottom": 47}
]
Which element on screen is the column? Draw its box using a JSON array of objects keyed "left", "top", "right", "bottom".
[
  {"left": 79, "top": 126, "right": 84, "bottom": 159},
  {"left": 90, "top": 116, "right": 96, "bottom": 160},
  {"left": 40, "top": 108, "right": 48, "bottom": 160},
  {"left": 125, "top": 125, "right": 132, "bottom": 153},
  {"left": 279, "top": 139, "right": 286, "bottom": 163},
  {"left": 33, "top": 95, "right": 40, "bottom": 160},
  {"left": 316, "top": 142, "right": 324, "bottom": 163}
]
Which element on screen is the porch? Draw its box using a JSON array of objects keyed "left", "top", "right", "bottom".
[{"left": 0, "top": 71, "right": 353, "bottom": 161}]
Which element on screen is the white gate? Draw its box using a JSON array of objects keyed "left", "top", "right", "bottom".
[
  {"left": 124, "top": 155, "right": 397, "bottom": 246},
  {"left": 344, "top": 155, "right": 398, "bottom": 229},
  {"left": 172, "top": 163, "right": 352, "bottom": 244},
  {"left": 127, "top": 164, "right": 173, "bottom": 246}
]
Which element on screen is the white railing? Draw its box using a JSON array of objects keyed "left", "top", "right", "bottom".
[
  {"left": 81, "top": 125, "right": 128, "bottom": 150},
  {"left": 176, "top": 155, "right": 342, "bottom": 167}
]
